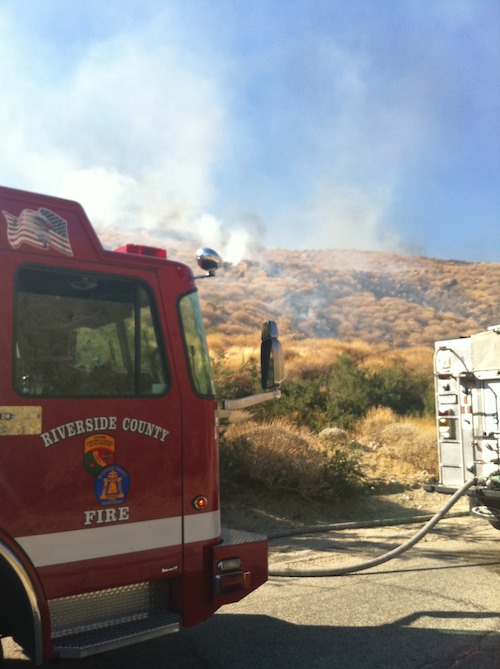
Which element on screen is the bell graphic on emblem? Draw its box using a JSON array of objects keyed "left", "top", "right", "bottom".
[
  {"left": 95, "top": 465, "right": 130, "bottom": 506},
  {"left": 100, "top": 468, "right": 123, "bottom": 502}
]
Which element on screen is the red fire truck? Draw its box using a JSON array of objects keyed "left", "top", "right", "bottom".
[{"left": 0, "top": 185, "right": 284, "bottom": 664}]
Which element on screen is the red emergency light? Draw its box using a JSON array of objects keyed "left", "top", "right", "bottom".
[{"left": 115, "top": 244, "right": 167, "bottom": 259}]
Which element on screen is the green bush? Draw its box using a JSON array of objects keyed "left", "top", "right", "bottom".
[
  {"left": 253, "top": 376, "right": 328, "bottom": 430},
  {"left": 370, "top": 363, "right": 429, "bottom": 415},
  {"left": 212, "top": 353, "right": 259, "bottom": 399},
  {"left": 325, "top": 353, "right": 373, "bottom": 428},
  {"left": 320, "top": 434, "right": 367, "bottom": 498},
  {"left": 215, "top": 350, "right": 433, "bottom": 435}
]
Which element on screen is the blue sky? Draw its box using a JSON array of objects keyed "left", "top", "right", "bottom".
[{"left": 0, "top": 0, "right": 498, "bottom": 262}]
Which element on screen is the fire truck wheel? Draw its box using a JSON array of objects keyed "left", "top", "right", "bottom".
[{"left": 470, "top": 505, "right": 500, "bottom": 530}]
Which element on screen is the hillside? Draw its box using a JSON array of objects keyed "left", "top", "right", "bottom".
[
  {"left": 188, "top": 248, "right": 498, "bottom": 347},
  {"left": 99, "top": 229, "right": 499, "bottom": 347}
]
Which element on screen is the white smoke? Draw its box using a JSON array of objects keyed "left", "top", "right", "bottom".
[
  {"left": 0, "top": 1, "right": 496, "bottom": 262},
  {"left": 0, "top": 3, "right": 235, "bottom": 252},
  {"left": 224, "top": 228, "right": 251, "bottom": 265}
]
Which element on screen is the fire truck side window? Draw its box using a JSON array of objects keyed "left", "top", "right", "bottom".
[
  {"left": 179, "top": 292, "right": 215, "bottom": 397},
  {"left": 14, "top": 267, "right": 169, "bottom": 397}
]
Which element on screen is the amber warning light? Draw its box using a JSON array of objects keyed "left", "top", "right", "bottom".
[
  {"left": 115, "top": 244, "right": 167, "bottom": 259},
  {"left": 192, "top": 495, "right": 208, "bottom": 510}
]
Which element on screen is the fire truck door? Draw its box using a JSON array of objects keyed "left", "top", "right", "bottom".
[{"left": 2, "top": 264, "right": 183, "bottom": 598}]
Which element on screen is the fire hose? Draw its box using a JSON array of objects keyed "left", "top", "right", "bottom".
[{"left": 269, "top": 477, "right": 477, "bottom": 578}]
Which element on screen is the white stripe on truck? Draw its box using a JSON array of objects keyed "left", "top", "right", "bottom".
[{"left": 15, "top": 511, "right": 221, "bottom": 567}]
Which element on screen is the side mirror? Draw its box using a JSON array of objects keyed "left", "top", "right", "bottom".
[
  {"left": 261, "top": 320, "right": 285, "bottom": 390},
  {"left": 196, "top": 248, "right": 222, "bottom": 277},
  {"left": 220, "top": 320, "right": 285, "bottom": 412}
]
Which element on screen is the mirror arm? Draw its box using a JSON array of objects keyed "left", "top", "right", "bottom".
[
  {"left": 221, "top": 388, "right": 281, "bottom": 411},
  {"left": 193, "top": 272, "right": 217, "bottom": 280}
]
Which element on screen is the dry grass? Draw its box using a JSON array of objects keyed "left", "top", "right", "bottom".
[
  {"left": 99, "top": 229, "right": 499, "bottom": 346},
  {"left": 208, "top": 334, "right": 435, "bottom": 383},
  {"left": 220, "top": 418, "right": 365, "bottom": 501},
  {"left": 209, "top": 320, "right": 442, "bottom": 500},
  {"left": 213, "top": 334, "right": 439, "bottom": 498},
  {"left": 220, "top": 408, "right": 438, "bottom": 501},
  {"left": 195, "top": 247, "right": 499, "bottom": 347},
  {"left": 355, "top": 407, "right": 438, "bottom": 487}
]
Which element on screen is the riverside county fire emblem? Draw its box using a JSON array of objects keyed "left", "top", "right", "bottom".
[
  {"left": 94, "top": 465, "right": 130, "bottom": 506},
  {"left": 83, "top": 434, "right": 130, "bottom": 506}
]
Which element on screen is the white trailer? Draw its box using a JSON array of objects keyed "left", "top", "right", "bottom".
[{"left": 429, "top": 325, "right": 500, "bottom": 527}]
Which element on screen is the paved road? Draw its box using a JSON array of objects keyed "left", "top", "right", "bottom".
[{"left": 5, "top": 514, "right": 500, "bottom": 668}]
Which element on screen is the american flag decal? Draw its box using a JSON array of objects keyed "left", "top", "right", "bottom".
[{"left": 2, "top": 207, "right": 73, "bottom": 256}]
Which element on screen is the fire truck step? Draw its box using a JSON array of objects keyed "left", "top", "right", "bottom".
[
  {"left": 52, "top": 612, "right": 181, "bottom": 659},
  {"left": 48, "top": 580, "right": 179, "bottom": 658}
]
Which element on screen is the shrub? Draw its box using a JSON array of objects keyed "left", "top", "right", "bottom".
[
  {"left": 212, "top": 352, "right": 259, "bottom": 399},
  {"left": 219, "top": 419, "right": 366, "bottom": 500},
  {"left": 370, "top": 363, "right": 430, "bottom": 415},
  {"left": 326, "top": 353, "right": 433, "bottom": 429},
  {"left": 223, "top": 347, "right": 434, "bottom": 432},
  {"left": 325, "top": 353, "right": 374, "bottom": 429},
  {"left": 355, "top": 407, "right": 438, "bottom": 485},
  {"left": 253, "top": 376, "right": 329, "bottom": 431}
]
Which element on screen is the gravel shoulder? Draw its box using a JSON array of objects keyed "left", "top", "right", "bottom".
[{"left": 220, "top": 485, "right": 471, "bottom": 536}]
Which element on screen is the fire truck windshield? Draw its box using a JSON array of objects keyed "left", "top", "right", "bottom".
[
  {"left": 178, "top": 291, "right": 215, "bottom": 397},
  {"left": 13, "top": 266, "right": 169, "bottom": 398}
]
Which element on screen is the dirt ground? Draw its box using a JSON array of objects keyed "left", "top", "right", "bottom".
[{"left": 220, "top": 484, "right": 471, "bottom": 537}]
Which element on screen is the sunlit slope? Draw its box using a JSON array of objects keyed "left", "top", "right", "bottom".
[
  {"left": 195, "top": 249, "right": 499, "bottom": 346},
  {"left": 99, "top": 232, "right": 499, "bottom": 347}
]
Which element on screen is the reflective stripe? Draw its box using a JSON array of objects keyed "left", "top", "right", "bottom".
[
  {"left": 16, "top": 511, "right": 221, "bottom": 567},
  {"left": 185, "top": 510, "right": 221, "bottom": 544}
]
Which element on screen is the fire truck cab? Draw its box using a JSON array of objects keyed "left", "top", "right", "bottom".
[
  {"left": 430, "top": 326, "right": 500, "bottom": 526},
  {"left": 0, "top": 186, "right": 284, "bottom": 664}
]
